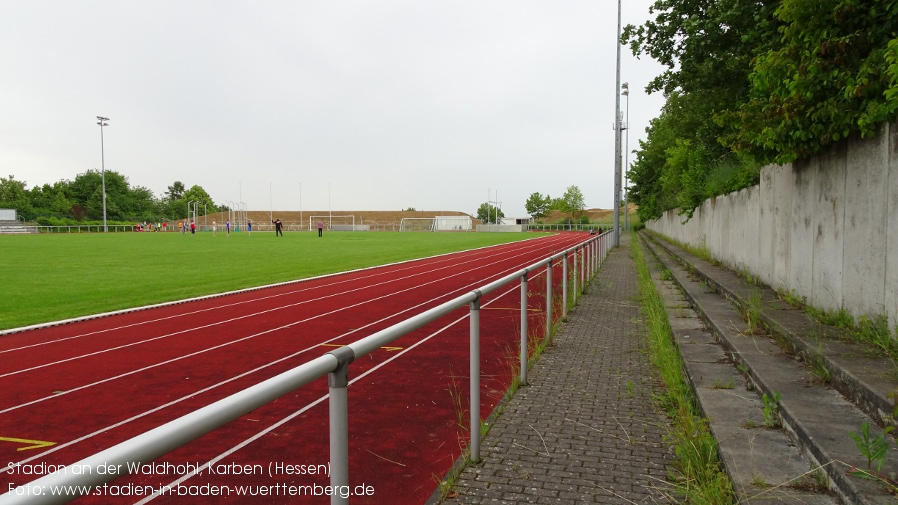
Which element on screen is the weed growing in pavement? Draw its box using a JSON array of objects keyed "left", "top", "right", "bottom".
[
  {"left": 805, "top": 344, "right": 831, "bottom": 384},
  {"left": 762, "top": 392, "right": 781, "bottom": 429},
  {"left": 850, "top": 421, "right": 893, "bottom": 472},
  {"left": 710, "top": 378, "right": 734, "bottom": 390},
  {"left": 632, "top": 235, "right": 734, "bottom": 503},
  {"left": 776, "top": 288, "right": 805, "bottom": 308},
  {"left": 742, "top": 290, "right": 765, "bottom": 336}
]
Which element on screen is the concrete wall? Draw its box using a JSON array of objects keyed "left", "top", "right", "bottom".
[
  {"left": 0, "top": 209, "right": 16, "bottom": 220},
  {"left": 477, "top": 224, "right": 526, "bottom": 232},
  {"left": 647, "top": 122, "right": 898, "bottom": 329}
]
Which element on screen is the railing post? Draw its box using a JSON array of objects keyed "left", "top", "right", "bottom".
[
  {"left": 545, "top": 258, "right": 553, "bottom": 339},
  {"left": 590, "top": 239, "right": 595, "bottom": 278},
  {"left": 562, "top": 252, "right": 569, "bottom": 318},
  {"left": 469, "top": 295, "right": 482, "bottom": 462},
  {"left": 572, "top": 247, "right": 578, "bottom": 303},
  {"left": 328, "top": 347, "right": 355, "bottom": 505},
  {"left": 520, "top": 270, "right": 528, "bottom": 386},
  {"left": 580, "top": 245, "right": 585, "bottom": 289}
]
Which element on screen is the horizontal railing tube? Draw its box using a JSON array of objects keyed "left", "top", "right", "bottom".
[
  {"left": 1, "top": 354, "right": 339, "bottom": 505},
  {"left": 2, "top": 233, "right": 609, "bottom": 505}
]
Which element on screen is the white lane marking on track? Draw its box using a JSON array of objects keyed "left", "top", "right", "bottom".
[
  {"left": 0, "top": 236, "right": 568, "bottom": 376},
  {"left": 0, "top": 248, "right": 558, "bottom": 475},
  {"left": 135, "top": 278, "right": 531, "bottom": 504},
  {"left": 0, "top": 235, "right": 563, "bottom": 353},
  {"left": 0, "top": 237, "right": 573, "bottom": 412}
]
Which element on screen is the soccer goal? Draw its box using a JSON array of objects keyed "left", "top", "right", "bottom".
[
  {"left": 435, "top": 216, "right": 473, "bottom": 231},
  {"left": 309, "top": 215, "right": 356, "bottom": 231},
  {"left": 399, "top": 217, "right": 436, "bottom": 232}
]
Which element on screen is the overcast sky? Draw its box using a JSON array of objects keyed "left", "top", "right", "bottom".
[{"left": 2, "top": 1, "right": 667, "bottom": 217}]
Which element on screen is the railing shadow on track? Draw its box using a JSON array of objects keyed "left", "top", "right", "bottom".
[{"left": 2, "top": 232, "right": 614, "bottom": 505}]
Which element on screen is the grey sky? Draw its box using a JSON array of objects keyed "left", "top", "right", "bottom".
[{"left": 2, "top": 1, "right": 666, "bottom": 217}]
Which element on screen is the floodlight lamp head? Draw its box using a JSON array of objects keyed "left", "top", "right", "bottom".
[
  {"left": 621, "top": 89, "right": 629, "bottom": 96},
  {"left": 621, "top": 82, "right": 629, "bottom": 91}
]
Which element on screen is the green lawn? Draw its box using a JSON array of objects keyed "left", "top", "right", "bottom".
[{"left": 0, "top": 230, "right": 542, "bottom": 330}]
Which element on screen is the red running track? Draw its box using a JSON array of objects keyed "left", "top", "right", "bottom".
[{"left": 1, "top": 232, "right": 596, "bottom": 504}]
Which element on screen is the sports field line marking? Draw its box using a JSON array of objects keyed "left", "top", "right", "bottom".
[
  {"left": 0, "top": 234, "right": 582, "bottom": 481},
  {"left": 0, "top": 234, "right": 562, "bottom": 349},
  {"left": 0, "top": 234, "right": 568, "bottom": 361},
  {"left": 0, "top": 236, "right": 562, "bottom": 378},
  {"left": 0, "top": 436, "right": 56, "bottom": 451},
  {"left": 0, "top": 261, "right": 525, "bottom": 473},
  {"left": 140, "top": 279, "right": 528, "bottom": 503},
  {"left": 0, "top": 238, "right": 566, "bottom": 479},
  {"left": 0, "top": 236, "right": 562, "bottom": 413}
]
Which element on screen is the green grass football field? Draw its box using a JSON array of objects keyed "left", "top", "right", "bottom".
[{"left": 0, "top": 230, "right": 543, "bottom": 330}]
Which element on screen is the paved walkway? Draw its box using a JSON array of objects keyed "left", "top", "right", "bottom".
[{"left": 445, "top": 234, "right": 675, "bottom": 504}]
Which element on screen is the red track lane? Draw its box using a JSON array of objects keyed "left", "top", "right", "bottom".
[{"left": 1, "top": 232, "right": 597, "bottom": 504}]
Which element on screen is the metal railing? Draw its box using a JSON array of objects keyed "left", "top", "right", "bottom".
[{"left": 1, "top": 231, "right": 613, "bottom": 505}]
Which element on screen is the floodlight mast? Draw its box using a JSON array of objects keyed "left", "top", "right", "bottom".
[
  {"left": 612, "top": 0, "right": 622, "bottom": 247},
  {"left": 97, "top": 116, "right": 110, "bottom": 233},
  {"left": 622, "top": 83, "right": 630, "bottom": 231}
]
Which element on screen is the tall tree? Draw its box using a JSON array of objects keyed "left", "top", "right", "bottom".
[
  {"left": 560, "top": 185, "right": 586, "bottom": 218},
  {"left": 0, "top": 175, "right": 32, "bottom": 217},
  {"left": 727, "top": 0, "right": 898, "bottom": 163},
  {"left": 524, "top": 192, "right": 552, "bottom": 219},
  {"left": 165, "top": 181, "right": 186, "bottom": 202},
  {"left": 622, "top": 0, "right": 779, "bottom": 219},
  {"left": 178, "top": 185, "right": 218, "bottom": 218},
  {"left": 476, "top": 202, "right": 504, "bottom": 224}
]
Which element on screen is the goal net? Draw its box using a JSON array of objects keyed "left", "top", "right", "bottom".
[
  {"left": 435, "top": 216, "right": 472, "bottom": 231},
  {"left": 399, "top": 217, "right": 436, "bottom": 232},
  {"left": 309, "top": 215, "right": 356, "bottom": 231}
]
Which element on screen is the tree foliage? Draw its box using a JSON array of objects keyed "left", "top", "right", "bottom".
[
  {"left": 727, "top": 0, "right": 898, "bottom": 162},
  {"left": 622, "top": 0, "right": 898, "bottom": 222},
  {"left": 476, "top": 202, "right": 505, "bottom": 224},
  {"left": 0, "top": 171, "right": 221, "bottom": 223},
  {"left": 560, "top": 185, "right": 586, "bottom": 217},
  {"left": 524, "top": 192, "right": 552, "bottom": 219}
]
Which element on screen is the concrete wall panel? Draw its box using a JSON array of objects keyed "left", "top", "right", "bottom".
[
  {"left": 773, "top": 164, "right": 793, "bottom": 291},
  {"left": 758, "top": 169, "right": 776, "bottom": 287},
  {"left": 811, "top": 143, "right": 846, "bottom": 312},
  {"left": 844, "top": 127, "right": 889, "bottom": 317},
  {"left": 743, "top": 185, "right": 761, "bottom": 276},
  {"left": 887, "top": 123, "right": 898, "bottom": 329},
  {"left": 790, "top": 157, "right": 816, "bottom": 301}
]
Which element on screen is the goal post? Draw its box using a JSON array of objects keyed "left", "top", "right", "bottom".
[
  {"left": 309, "top": 215, "right": 356, "bottom": 231},
  {"left": 399, "top": 217, "right": 436, "bottom": 232}
]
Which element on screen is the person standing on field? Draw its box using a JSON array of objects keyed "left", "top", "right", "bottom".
[
  {"left": 317, "top": 220, "right": 323, "bottom": 237},
  {"left": 273, "top": 219, "right": 283, "bottom": 237},
  {"left": 226, "top": 220, "right": 230, "bottom": 236},
  {"left": 190, "top": 221, "right": 196, "bottom": 234},
  {"left": 212, "top": 221, "right": 217, "bottom": 236},
  {"left": 247, "top": 220, "right": 252, "bottom": 236}
]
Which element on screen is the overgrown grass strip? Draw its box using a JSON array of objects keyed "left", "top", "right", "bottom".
[{"left": 631, "top": 234, "right": 734, "bottom": 503}]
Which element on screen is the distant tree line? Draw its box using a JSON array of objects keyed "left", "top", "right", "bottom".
[
  {"left": 475, "top": 185, "right": 587, "bottom": 224},
  {"left": 0, "top": 171, "right": 220, "bottom": 225},
  {"left": 623, "top": 0, "right": 898, "bottom": 222}
]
